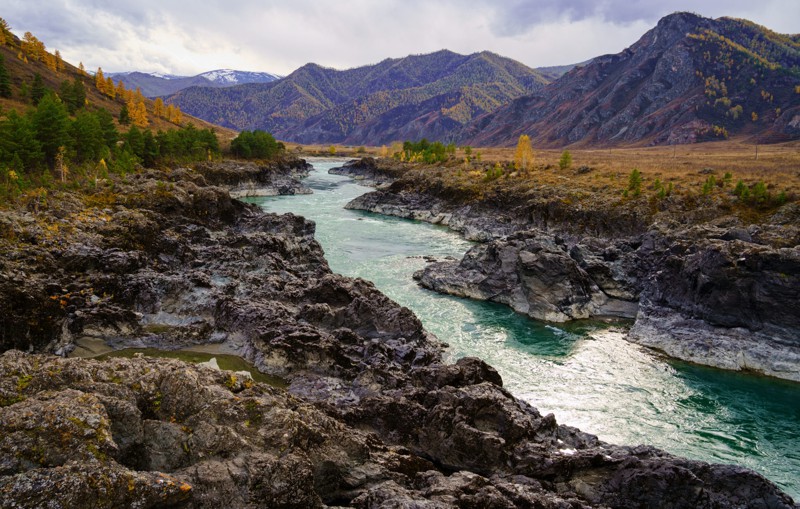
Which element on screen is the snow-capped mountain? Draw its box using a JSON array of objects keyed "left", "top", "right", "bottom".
[
  {"left": 106, "top": 69, "right": 282, "bottom": 98},
  {"left": 198, "top": 69, "right": 282, "bottom": 85}
]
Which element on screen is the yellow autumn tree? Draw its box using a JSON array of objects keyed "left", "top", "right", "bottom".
[
  {"left": 105, "top": 76, "right": 116, "bottom": 99},
  {"left": 54, "top": 50, "right": 64, "bottom": 72},
  {"left": 95, "top": 67, "right": 106, "bottom": 94},
  {"left": 153, "top": 97, "right": 165, "bottom": 118},
  {"left": 0, "top": 18, "right": 10, "bottom": 46},
  {"left": 513, "top": 134, "right": 534, "bottom": 172},
  {"left": 132, "top": 100, "right": 149, "bottom": 128},
  {"left": 116, "top": 79, "right": 126, "bottom": 97},
  {"left": 78, "top": 62, "right": 86, "bottom": 75},
  {"left": 22, "top": 32, "right": 45, "bottom": 61}
]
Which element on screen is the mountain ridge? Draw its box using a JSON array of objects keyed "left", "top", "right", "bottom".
[
  {"left": 166, "top": 50, "right": 549, "bottom": 144},
  {"left": 107, "top": 69, "right": 282, "bottom": 98},
  {"left": 461, "top": 12, "right": 800, "bottom": 147}
]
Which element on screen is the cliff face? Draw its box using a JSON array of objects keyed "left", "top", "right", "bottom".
[
  {"left": 1, "top": 161, "right": 796, "bottom": 507},
  {"left": 462, "top": 13, "right": 800, "bottom": 147}
]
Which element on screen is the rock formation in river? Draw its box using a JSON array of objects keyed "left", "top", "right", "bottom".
[
  {"left": 343, "top": 162, "right": 800, "bottom": 382},
  {"left": 0, "top": 160, "right": 797, "bottom": 507}
]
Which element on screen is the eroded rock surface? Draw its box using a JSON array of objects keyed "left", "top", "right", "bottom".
[{"left": 0, "top": 161, "right": 797, "bottom": 507}]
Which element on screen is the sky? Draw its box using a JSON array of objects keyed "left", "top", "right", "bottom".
[{"left": 3, "top": 1, "right": 799, "bottom": 77}]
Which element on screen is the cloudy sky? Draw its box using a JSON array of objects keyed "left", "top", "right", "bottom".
[{"left": 3, "top": 1, "right": 798, "bottom": 76}]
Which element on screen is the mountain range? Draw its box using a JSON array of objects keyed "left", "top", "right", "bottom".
[
  {"left": 166, "top": 50, "right": 550, "bottom": 145},
  {"left": 162, "top": 12, "right": 800, "bottom": 147},
  {"left": 106, "top": 69, "right": 281, "bottom": 98}
]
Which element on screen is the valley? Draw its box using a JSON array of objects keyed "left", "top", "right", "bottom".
[{"left": 0, "top": 7, "right": 798, "bottom": 509}]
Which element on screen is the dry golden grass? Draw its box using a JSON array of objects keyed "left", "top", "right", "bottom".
[{"left": 290, "top": 139, "right": 800, "bottom": 196}]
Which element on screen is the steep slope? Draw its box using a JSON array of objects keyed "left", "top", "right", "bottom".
[
  {"left": 167, "top": 50, "right": 548, "bottom": 144},
  {"left": 463, "top": 12, "right": 800, "bottom": 147},
  {"left": 0, "top": 28, "right": 233, "bottom": 138},
  {"left": 107, "top": 69, "right": 281, "bottom": 98}
]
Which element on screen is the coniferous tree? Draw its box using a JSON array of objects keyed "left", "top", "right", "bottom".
[
  {"left": 0, "top": 110, "right": 43, "bottom": 171},
  {"left": 59, "top": 80, "right": 76, "bottom": 112},
  {"left": 72, "top": 77, "right": 86, "bottom": 110},
  {"left": 118, "top": 104, "right": 130, "bottom": 125},
  {"left": 0, "top": 54, "right": 11, "bottom": 98},
  {"left": 71, "top": 110, "right": 104, "bottom": 163},
  {"left": 95, "top": 108, "right": 118, "bottom": 147},
  {"left": 105, "top": 76, "right": 115, "bottom": 99},
  {"left": 30, "top": 73, "right": 46, "bottom": 105},
  {"left": 32, "top": 93, "right": 71, "bottom": 167},
  {"left": 95, "top": 67, "right": 106, "bottom": 94}
]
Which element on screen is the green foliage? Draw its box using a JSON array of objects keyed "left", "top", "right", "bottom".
[
  {"left": 118, "top": 104, "right": 130, "bottom": 125},
  {"left": 402, "top": 139, "right": 454, "bottom": 164},
  {"left": 30, "top": 73, "right": 46, "bottom": 105},
  {"left": 701, "top": 175, "right": 717, "bottom": 195},
  {"left": 734, "top": 180, "right": 750, "bottom": 201},
  {"left": 58, "top": 77, "right": 87, "bottom": 114},
  {"left": 558, "top": 150, "right": 572, "bottom": 170},
  {"left": 31, "top": 93, "right": 71, "bottom": 166},
  {"left": 0, "top": 54, "right": 11, "bottom": 98},
  {"left": 627, "top": 168, "right": 642, "bottom": 197},
  {"left": 230, "top": 130, "right": 283, "bottom": 160}
]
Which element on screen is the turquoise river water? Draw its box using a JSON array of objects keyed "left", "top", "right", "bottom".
[{"left": 247, "top": 160, "right": 799, "bottom": 499}]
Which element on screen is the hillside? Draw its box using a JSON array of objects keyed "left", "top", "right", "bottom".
[
  {"left": 107, "top": 69, "right": 281, "bottom": 98},
  {"left": 0, "top": 25, "right": 233, "bottom": 140},
  {"left": 462, "top": 12, "right": 800, "bottom": 147},
  {"left": 166, "top": 50, "right": 549, "bottom": 145}
]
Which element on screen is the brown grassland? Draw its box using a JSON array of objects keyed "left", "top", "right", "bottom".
[{"left": 291, "top": 139, "right": 800, "bottom": 199}]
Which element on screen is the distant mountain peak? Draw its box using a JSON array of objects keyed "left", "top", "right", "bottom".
[{"left": 106, "top": 69, "right": 282, "bottom": 97}]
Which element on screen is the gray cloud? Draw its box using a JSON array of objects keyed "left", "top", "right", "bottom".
[{"left": 1, "top": 0, "right": 797, "bottom": 76}]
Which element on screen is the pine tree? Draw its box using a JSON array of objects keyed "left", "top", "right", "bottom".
[
  {"left": 71, "top": 110, "right": 104, "bottom": 163},
  {"left": 32, "top": 93, "right": 71, "bottom": 167},
  {"left": 119, "top": 104, "right": 130, "bottom": 125},
  {"left": 30, "top": 73, "right": 46, "bottom": 105},
  {"left": 72, "top": 77, "right": 86, "bottom": 110},
  {"left": 95, "top": 108, "right": 118, "bottom": 147},
  {"left": 0, "top": 55, "right": 11, "bottom": 98},
  {"left": 0, "top": 110, "right": 43, "bottom": 171}
]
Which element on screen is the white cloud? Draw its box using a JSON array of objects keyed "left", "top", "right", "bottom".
[{"left": 1, "top": 0, "right": 797, "bottom": 75}]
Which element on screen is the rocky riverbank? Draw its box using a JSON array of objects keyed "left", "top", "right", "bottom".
[
  {"left": 342, "top": 160, "right": 800, "bottom": 382},
  {"left": 328, "top": 157, "right": 411, "bottom": 187},
  {"left": 0, "top": 160, "right": 797, "bottom": 507},
  {"left": 196, "top": 158, "right": 313, "bottom": 197}
]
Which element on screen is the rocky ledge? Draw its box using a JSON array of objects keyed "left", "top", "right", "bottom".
[
  {"left": 346, "top": 164, "right": 800, "bottom": 382},
  {"left": 329, "top": 157, "right": 411, "bottom": 188},
  {"left": 0, "top": 161, "right": 797, "bottom": 507},
  {"left": 195, "top": 158, "right": 313, "bottom": 197}
]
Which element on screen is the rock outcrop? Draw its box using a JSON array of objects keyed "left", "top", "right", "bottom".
[
  {"left": 346, "top": 164, "right": 800, "bottom": 382},
  {"left": 328, "top": 157, "right": 410, "bottom": 187},
  {"left": 194, "top": 158, "right": 312, "bottom": 197},
  {"left": 0, "top": 160, "right": 797, "bottom": 507}
]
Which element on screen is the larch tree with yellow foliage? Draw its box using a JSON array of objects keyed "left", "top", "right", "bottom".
[
  {"left": 95, "top": 67, "right": 106, "bottom": 94},
  {"left": 105, "top": 76, "right": 116, "bottom": 99},
  {"left": 78, "top": 62, "right": 86, "bottom": 75},
  {"left": 153, "top": 97, "right": 165, "bottom": 118},
  {"left": 514, "top": 134, "right": 534, "bottom": 172}
]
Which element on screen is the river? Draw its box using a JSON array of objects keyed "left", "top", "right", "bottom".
[{"left": 246, "top": 159, "right": 800, "bottom": 499}]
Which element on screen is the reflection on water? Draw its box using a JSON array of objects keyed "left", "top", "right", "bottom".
[{"left": 245, "top": 160, "right": 800, "bottom": 499}]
